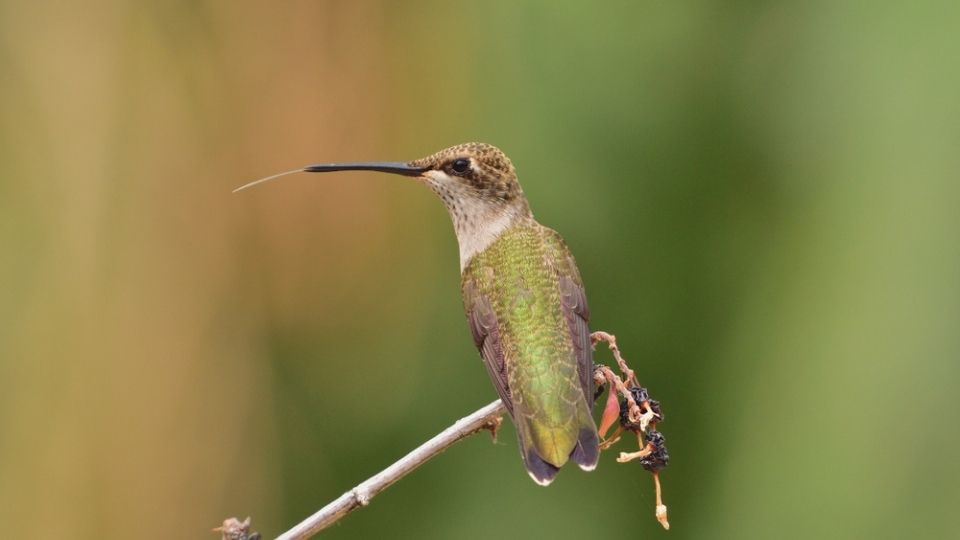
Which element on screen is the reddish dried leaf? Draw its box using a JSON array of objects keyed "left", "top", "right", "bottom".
[{"left": 598, "top": 385, "right": 621, "bottom": 437}]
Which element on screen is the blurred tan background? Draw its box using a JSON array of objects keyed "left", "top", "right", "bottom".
[{"left": 2, "top": 1, "right": 958, "bottom": 538}]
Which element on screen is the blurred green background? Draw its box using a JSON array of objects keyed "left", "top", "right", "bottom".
[{"left": 2, "top": 1, "right": 958, "bottom": 538}]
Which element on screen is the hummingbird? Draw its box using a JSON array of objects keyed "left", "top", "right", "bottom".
[{"left": 237, "top": 143, "right": 599, "bottom": 485}]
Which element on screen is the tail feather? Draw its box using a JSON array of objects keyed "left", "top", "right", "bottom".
[
  {"left": 523, "top": 447, "right": 561, "bottom": 486},
  {"left": 518, "top": 416, "right": 599, "bottom": 485},
  {"left": 570, "top": 427, "right": 600, "bottom": 471}
]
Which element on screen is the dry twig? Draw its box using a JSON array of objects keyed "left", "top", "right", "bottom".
[{"left": 273, "top": 399, "right": 505, "bottom": 540}]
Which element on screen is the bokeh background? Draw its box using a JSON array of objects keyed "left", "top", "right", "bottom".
[{"left": 2, "top": 1, "right": 958, "bottom": 538}]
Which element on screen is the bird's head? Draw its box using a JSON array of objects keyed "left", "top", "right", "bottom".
[{"left": 408, "top": 142, "right": 527, "bottom": 212}]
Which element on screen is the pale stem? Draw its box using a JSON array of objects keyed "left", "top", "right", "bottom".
[{"left": 274, "top": 400, "right": 506, "bottom": 540}]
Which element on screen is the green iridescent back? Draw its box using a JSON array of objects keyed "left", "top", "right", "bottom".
[{"left": 461, "top": 221, "right": 597, "bottom": 476}]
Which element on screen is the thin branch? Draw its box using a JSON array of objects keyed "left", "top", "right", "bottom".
[{"left": 275, "top": 399, "right": 507, "bottom": 540}]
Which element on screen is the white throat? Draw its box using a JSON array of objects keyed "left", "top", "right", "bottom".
[
  {"left": 453, "top": 206, "right": 523, "bottom": 270},
  {"left": 421, "top": 170, "right": 528, "bottom": 271}
]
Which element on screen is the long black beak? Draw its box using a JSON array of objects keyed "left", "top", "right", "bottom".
[
  {"left": 304, "top": 162, "right": 427, "bottom": 176},
  {"left": 233, "top": 161, "right": 428, "bottom": 193}
]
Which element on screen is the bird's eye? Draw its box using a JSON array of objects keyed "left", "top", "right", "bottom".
[{"left": 450, "top": 158, "right": 471, "bottom": 175}]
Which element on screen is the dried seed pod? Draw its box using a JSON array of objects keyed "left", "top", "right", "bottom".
[
  {"left": 618, "top": 387, "right": 664, "bottom": 430},
  {"left": 639, "top": 430, "right": 669, "bottom": 472}
]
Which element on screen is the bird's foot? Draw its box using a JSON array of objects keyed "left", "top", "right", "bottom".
[{"left": 482, "top": 414, "right": 503, "bottom": 443}]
